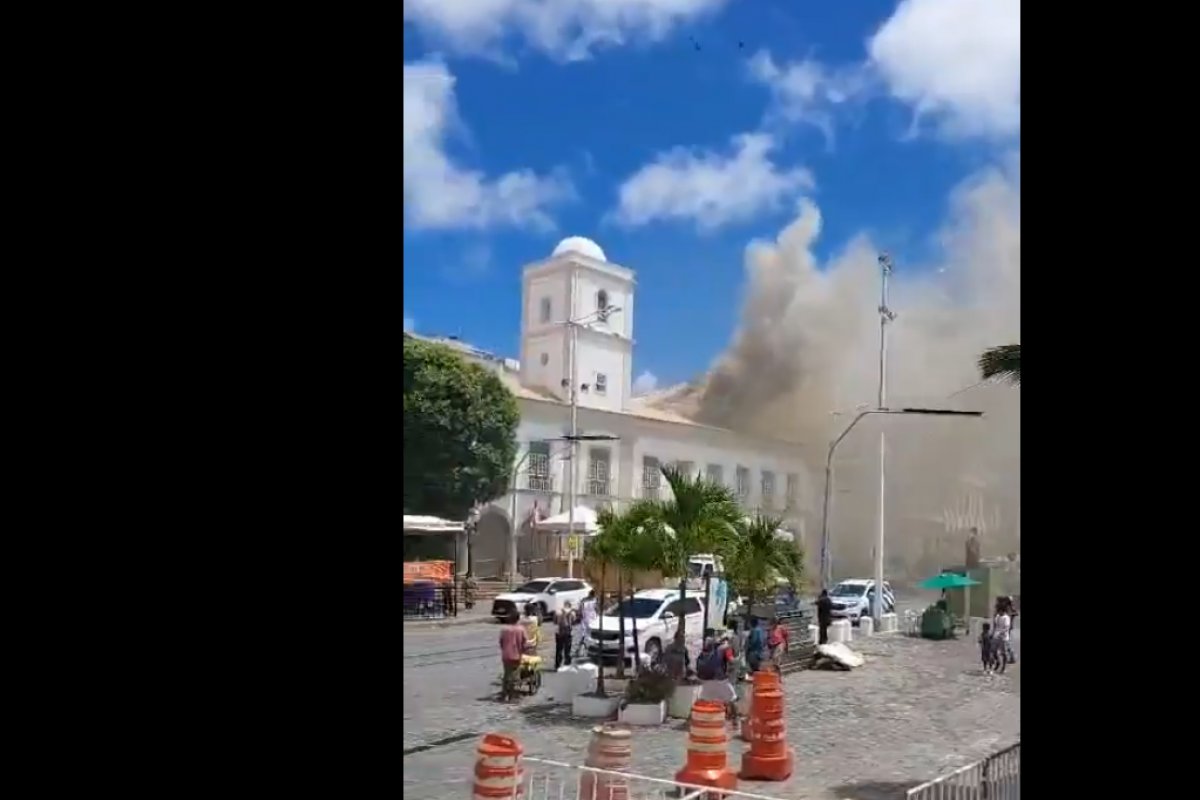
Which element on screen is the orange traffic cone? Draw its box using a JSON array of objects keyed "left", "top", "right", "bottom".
[
  {"left": 580, "top": 724, "right": 632, "bottom": 800},
  {"left": 739, "top": 671, "right": 779, "bottom": 741},
  {"left": 472, "top": 734, "right": 524, "bottom": 800},
  {"left": 675, "top": 700, "right": 738, "bottom": 794},
  {"left": 739, "top": 672, "right": 794, "bottom": 781}
]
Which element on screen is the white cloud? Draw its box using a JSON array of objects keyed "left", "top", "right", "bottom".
[
  {"left": 748, "top": 50, "right": 869, "bottom": 144},
  {"left": 404, "top": 59, "right": 573, "bottom": 231},
  {"left": 632, "top": 370, "right": 659, "bottom": 395},
  {"left": 868, "top": 0, "right": 1020, "bottom": 139},
  {"left": 404, "top": 0, "right": 728, "bottom": 61},
  {"left": 404, "top": 315, "right": 416, "bottom": 333},
  {"left": 611, "top": 133, "right": 813, "bottom": 231}
]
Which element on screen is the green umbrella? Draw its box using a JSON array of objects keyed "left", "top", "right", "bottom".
[{"left": 919, "top": 572, "right": 981, "bottom": 590}]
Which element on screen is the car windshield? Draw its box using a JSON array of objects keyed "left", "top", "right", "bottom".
[
  {"left": 514, "top": 581, "right": 550, "bottom": 594},
  {"left": 604, "top": 597, "right": 665, "bottom": 619},
  {"left": 831, "top": 583, "right": 867, "bottom": 597}
]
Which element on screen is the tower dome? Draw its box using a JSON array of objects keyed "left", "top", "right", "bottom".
[{"left": 552, "top": 236, "right": 607, "bottom": 263}]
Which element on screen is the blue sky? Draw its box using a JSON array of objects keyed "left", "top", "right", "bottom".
[{"left": 403, "top": 0, "right": 1020, "bottom": 391}]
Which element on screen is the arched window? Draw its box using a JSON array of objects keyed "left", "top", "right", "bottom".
[
  {"left": 539, "top": 297, "right": 552, "bottom": 323},
  {"left": 596, "top": 290, "right": 609, "bottom": 312}
]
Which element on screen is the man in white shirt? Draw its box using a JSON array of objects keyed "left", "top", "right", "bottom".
[
  {"left": 574, "top": 590, "right": 598, "bottom": 658},
  {"left": 991, "top": 599, "right": 1013, "bottom": 674}
]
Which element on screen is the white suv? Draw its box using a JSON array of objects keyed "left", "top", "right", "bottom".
[
  {"left": 587, "top": 588, "right": 707, "bottom": 666},
  {"left": 491, "top": 578, "right": 592, "bottom": 622},
  {"left": 828, "top": 579, "right": 895, "bottom": 624}
]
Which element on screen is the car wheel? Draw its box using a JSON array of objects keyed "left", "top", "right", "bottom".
[{"left": 644, "top": 638, "right": 662, "bottom": 664}]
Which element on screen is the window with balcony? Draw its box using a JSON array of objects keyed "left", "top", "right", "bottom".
[
  {"left": 642, "top": 456, "right": 661, "bottom": 499},
  {"left": 588, "top": 447, "right": 611, "bottom": 496},
  {"left": 706, "top": 464, "right": 724, "bottom": 487},
  {"left": 761, "top": 470, "right": 776, "bottom": 510},
  {"left": 786, "top": 473, "right": 799, "bottom": 509},
  {"left": 736, "top": 466, "right": 751, "bottom": 502},
  {"left": 527, "top": 441, "right": 552, "bottom": 491}
]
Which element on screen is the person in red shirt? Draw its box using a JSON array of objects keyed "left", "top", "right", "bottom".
[
  {"left": 498, "top": 609, "right": 528, "bottom": 703},
  {"left": 768, "top": 617, "right": 789, "bottom": 672}
]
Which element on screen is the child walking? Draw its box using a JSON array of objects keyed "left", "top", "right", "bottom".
[{"left": 979, "top": 621, "right": 997, "bottom": 675}]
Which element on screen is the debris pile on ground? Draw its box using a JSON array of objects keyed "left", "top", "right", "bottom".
[{"left": 813, "top": 642, "right": 865, "bottom": 671}]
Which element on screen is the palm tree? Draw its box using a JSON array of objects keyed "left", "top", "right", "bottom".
[
  {"left": 724, "top": 515, "right": 803, "bottom": 634},
  {"left": 626, "top": 467, "right": 742, "bottom": 654},
  {"left": 979, "top": 344, "right": 1020, "bottom": 384},
  {"left": 583, "top": 527, "right": 621, "bottom": 696},
  {"left": 593, "top": 507, "right": 645, "bottom": 679}
]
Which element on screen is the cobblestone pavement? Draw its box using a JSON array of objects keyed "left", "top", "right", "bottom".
[{"left": 403, "top": 620, "right": 1019, "bottom": 800}]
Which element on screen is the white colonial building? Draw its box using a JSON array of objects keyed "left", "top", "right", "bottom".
[{"left": 407, "top": 237, "right": 813, "bottom": 579}]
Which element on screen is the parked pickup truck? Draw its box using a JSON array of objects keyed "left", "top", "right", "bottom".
[{"left": 586, "top": 587, "right": 708, "bottom": 667}]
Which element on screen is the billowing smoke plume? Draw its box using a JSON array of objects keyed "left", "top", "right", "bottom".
[{"left": 692, "top": 155, "right": 1021, "bottom": 580}]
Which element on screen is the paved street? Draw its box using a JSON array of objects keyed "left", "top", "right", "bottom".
[{"left": 402, "top": 613, "right": 1020, "bottom": 800}]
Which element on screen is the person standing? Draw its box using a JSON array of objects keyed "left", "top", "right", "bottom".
[
  {"left": 745, "top": 617, "right": 767, "bottom": 674},
  {"left": 768, "top": 617, "right": 790, "bottom": 671},
  {"left": 816, "top": 590, "right": 833, "bottom": 645},
  {"left": 991, "top": 600, "right": 1012, "bottom": 675},
  {"left": 575, "top": 590, "right": 598, "bottom": 658},
  {"left": 554, "top": 601, "right": 576, "bottom": 669},
  {"left": 498, "top": 609, "right": 528, "bottom": 703},
  {"left": 696, "top": 631, "right": 739, "bottom": 728}
]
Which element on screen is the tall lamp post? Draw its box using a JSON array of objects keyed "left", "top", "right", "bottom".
[
  {"left": 819, "top": 407, "right": 985, "bottom": 598},
  {"left": 874, "top": 254, "right": 896, "bottom": 624},
  {"left": 561, "top": 301, "right": 622, "bottom": 578}
]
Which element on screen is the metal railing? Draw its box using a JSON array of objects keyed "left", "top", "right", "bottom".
[
  {"left": 905, "top": 742, "right": 1019, "bottom": 800},
  {"left": 519, "top": 756, "right": 788, "bottom": 800}
]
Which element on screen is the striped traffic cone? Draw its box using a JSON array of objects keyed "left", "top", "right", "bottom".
[
  {"left": 472, "top": 734, "right": 524, "bottom": 800},
  {"left": 675, "top": 700, "right": 738, "bottom": 793}
]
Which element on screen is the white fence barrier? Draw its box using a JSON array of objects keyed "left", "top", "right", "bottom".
[
  {"left": 905, "top": 742, "right": 1020, "bottom": 800},
  {"left": 518, "top": 756, "right": 787, "bottom": 800}
]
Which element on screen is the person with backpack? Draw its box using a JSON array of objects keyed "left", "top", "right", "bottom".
[
  {"left": 696, "top": 631, "right": 738, "bottom": 727},
  {"left": 745, "top": 617, "right": 767, "bottom": 674}
]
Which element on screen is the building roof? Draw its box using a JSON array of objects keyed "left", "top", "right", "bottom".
[
  {"left": 405, "top": 331, "right": 803, "bottom": 447},
  {"left": 552, "top": 236, "right": 607, "bottom": 263}
]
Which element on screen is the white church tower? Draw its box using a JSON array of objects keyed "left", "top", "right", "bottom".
[{"left": 519, "top": 236, "right": 635, "bottom": 413}]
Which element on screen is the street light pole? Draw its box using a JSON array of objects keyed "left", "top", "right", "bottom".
[
  {"left": 874, "top": 254, "right": 896, "bottom": 623},
  {"left": 819, "top": 407, "right": 983, "bottom": 591},
  {"left": 561, "top": 300, "right": 622, "bottom": 579},
  {"left": 567, "top": 316, "right": 579, "bottom": 578}
]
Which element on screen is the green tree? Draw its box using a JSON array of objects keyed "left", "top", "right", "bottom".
[
  {"left": 403, "top": 337, "right": 520, "bottom": 537},
  {"left": 625, "top": 467, "right": 742, "bottom": 657},
  {"left": 724, "top": 514, "right": 803, "bottom": 633},
  {"left": 593, "top": 507, "right": 661, "bottom": 678},
  {"left": 979, "top": 344, "right": 1020, "bottom": 385}
]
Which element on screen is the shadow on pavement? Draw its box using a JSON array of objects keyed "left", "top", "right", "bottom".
[{"left": 517, "top": 703, "right": 617, "bottom": 730}]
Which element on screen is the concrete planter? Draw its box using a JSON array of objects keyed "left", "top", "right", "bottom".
[
  {"left": 573, "top": 693, "right": 621, "bottom": 719},
  {"left": 543, "top": 671, "right": 588, "bottom": 704},
  {"left": 618, "top": 700, "right": 667, "bottom": 726},
  {"left": 668, "top": 683, "right": 701, "bottom": 719}
]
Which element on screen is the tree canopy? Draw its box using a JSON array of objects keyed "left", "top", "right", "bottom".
[
  {"left": 403, "top": 336, "right": 520, "bottom": 520},
  {"left": 724, "top": 514, "right": 803, "bottom": 614}
]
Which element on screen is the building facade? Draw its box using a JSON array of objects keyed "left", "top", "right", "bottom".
[{"left": 407, "top": 236, "right": 813, "bottom": 579}]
